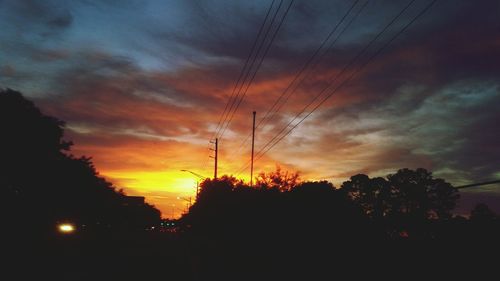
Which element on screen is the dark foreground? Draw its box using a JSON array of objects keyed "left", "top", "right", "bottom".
[{"left": 6, "top": 228, "right": 499, "bottom": 281}]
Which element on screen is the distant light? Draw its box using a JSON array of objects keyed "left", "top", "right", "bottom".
[{"left": 58, "top": 223, "right": 75, "bottom": 234}]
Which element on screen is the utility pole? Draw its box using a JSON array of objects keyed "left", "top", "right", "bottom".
[
  {"left": 210, "top": 138, "right": 218, "bottom": 179},
  {"left": 251, "top": 111, "right": 256, "bottom": 187},
  {"left": 215, "top": 138, "right": 218, "bottom": 179}
]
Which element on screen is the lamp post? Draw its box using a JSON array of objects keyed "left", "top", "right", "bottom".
[
  {"left": 180, "top": 169, "right": 207, "bottom": 180},
  {"left": 180, "top": 169, "right": 207, "bottom": 198},
  {"left": 177, "top": 196, "right": 192, "bottom": 213}
]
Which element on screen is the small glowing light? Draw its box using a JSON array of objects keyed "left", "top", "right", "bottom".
[{"left": 58, "top": 223, "right": 75, "bottom": 234}]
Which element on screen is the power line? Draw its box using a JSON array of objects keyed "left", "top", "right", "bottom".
[
  {"left": 455, "top": 180, "right": 500, "bottom": 189},
  {"left": 214, "top": 0, "right": 283, "bottom": 141},
  {"left": 234, "top": 0, "right": 368, "bottom": 157},
  {"left": 254, "top": 0, "right": 436, "bottom": 168},
  {"left": 217, "top": 0, "right": 295, "bottom": 144},
  {"left": 235, "top": 0, "right": 417, "bottom": 175},
  {"left": 210, "top": 0, "right": 277, "bottom": 142},
  {"left": 257, "top": 0, "right": 370, "bottom": 130},
  {"left": 206, "top": 0, "right": 288, "bottom": 175},
  {"left": 215, "top": 0, "right": 284, "bottom": 142},
  {"left": 202, "top": 0, "right": 277, "bottom": 173},
  {"left": 237, "top": 0, "right": 437, "bottom": 176}
]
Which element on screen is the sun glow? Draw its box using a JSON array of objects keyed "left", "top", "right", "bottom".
[
  {"left": 102, "top": 170, "right": 202, "bottom": 218},
  {"left": 105, "top": 170, "right": 198, "bottom": 193}
]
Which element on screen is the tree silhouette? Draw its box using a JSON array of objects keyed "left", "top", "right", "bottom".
[
  {"left": 340, "top": 168, "right": 459, "bottom": 238},
  {"left": 0, "top": 89, "right": 160, "bottom": 235},
  {"left": 470, "top": 203, "right": 498, "bottom": 222},
  {"left": 341, "top": 168, "right": 459, "bottom": 221},
  {"left": 340, "top": 174, "right": 391, "bottom": 221},
  {"left": 468, "top": 203, "right": 500, "bottom": 241},
  {"left": 255, "top": 165, "right": 300, "bottom": 191},
  {"left": 387, "top": 168, "right": 459, "bottom": 220}
]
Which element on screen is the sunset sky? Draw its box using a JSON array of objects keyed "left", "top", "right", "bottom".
[{"left": 1, "top": 0, "right": 499, "bottom": 217}]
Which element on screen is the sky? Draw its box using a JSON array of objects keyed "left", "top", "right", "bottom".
[{"left": 1, "top": 0, "right": 499, "bottom": 218}]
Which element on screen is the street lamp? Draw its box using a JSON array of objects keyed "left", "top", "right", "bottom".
[
  {"left": 177, "top": 196, "right": 192, "bottom": 213},
  {"left": 180, "top": 169, "right": 207, "bottom": 198},
  {"left": 180, "top": 169, "right": 207, "bottom": 180}
]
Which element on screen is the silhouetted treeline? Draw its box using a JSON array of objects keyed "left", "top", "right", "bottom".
[
  {"left": 178, "top": 168, "right": 499, "bottom": 278},
  {"left": 181, "top": 167, "right": 500, "bottom": 246},
  {"left": 0, "top": 89, "right": 161, "bottom": 237},
  {"left": 184, "top": 175, "right": 375, "bottom": 241}
]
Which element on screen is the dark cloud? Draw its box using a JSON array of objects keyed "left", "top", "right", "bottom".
[
  {"left": 46, "top": 9, "right": 73, "bottom": 28},
  {"left": 0, "top": 0, "right": 73, "bottom": 32}
]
